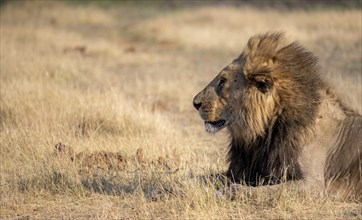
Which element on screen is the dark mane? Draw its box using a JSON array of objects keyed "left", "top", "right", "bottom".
[{"left": 226, "top": 32, "right": 321, "bottom": 185}]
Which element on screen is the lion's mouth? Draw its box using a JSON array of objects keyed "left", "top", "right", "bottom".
[{"left": 204, "top": 119, "right": 227, "bottom": 133}]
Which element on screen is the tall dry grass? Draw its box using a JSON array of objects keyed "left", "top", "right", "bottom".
[{"left": 0, "top": 1, "right": 361, "bottom": 219}]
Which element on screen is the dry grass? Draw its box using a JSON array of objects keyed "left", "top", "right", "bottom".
[{"left": 0, "top": 1, "right": 361, "bottom": 219}]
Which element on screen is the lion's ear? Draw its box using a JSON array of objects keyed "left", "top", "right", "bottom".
[{"left": 249, "top": 74, "right": 274, "bottom": 93}]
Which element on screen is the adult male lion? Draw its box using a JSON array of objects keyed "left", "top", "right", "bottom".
[{"left": 193, "top": 32, "right": 361, "bottom": 200}]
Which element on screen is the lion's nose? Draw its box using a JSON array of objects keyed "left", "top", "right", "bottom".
[{"left": 193, "top": 101, "right": 202, "bottom": 110}]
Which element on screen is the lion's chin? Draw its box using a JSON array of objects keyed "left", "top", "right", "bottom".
[{"left": 204, "top": 120, "right": 226, "bottom": 134}]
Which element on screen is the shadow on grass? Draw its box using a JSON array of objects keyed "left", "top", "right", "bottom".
[
  {"left": 80, "top": 173, "right": 188, "bottom": 202},
  {"left": 79, "top": 170, "right": 229, "bottom": 200},
  {"left": 81, "top": 175, "right": 134, "bottom": 196}
]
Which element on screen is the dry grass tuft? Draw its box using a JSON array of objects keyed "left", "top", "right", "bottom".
[{"left": 0, "top": 1, "right": 361, "bottom": 219}]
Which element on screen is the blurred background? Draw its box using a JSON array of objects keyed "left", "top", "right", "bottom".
[{"left": 0, "top": 0, "right": 361, "bottom": 219}]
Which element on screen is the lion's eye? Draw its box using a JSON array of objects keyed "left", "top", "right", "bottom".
[
  {"left": 256, "top": 81, "right": 267, "bottom": 91},
  {"left": 219, "top": 78, "right": 226, "bottom": 88}
]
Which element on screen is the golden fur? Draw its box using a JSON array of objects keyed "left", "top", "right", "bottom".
[{"left": 193, "top": 32, "right": 362, "bottom": 200}]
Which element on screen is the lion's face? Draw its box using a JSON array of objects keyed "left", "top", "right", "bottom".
[
  {"left": 193, "top": 53, "right": 277, "bottom": 140},
  {"left": 193, "top": 60, "right": 248, "bottom": 133}
]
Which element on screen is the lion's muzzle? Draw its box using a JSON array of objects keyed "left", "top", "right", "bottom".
[{"left": 193, "top": 92, "right": 228, "bottom": 133}]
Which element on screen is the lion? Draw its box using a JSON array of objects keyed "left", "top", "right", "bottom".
[{"left": 193, "top": 32, "right": 362, "bottom": 200}]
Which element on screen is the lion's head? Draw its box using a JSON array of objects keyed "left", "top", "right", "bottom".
[{"left": 193, "top": 32, "right": 320, "bottom": 144}]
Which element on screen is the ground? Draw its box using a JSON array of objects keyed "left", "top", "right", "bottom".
[{"left": 0, "top": 1, "right": 361, "bottom": 219}]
